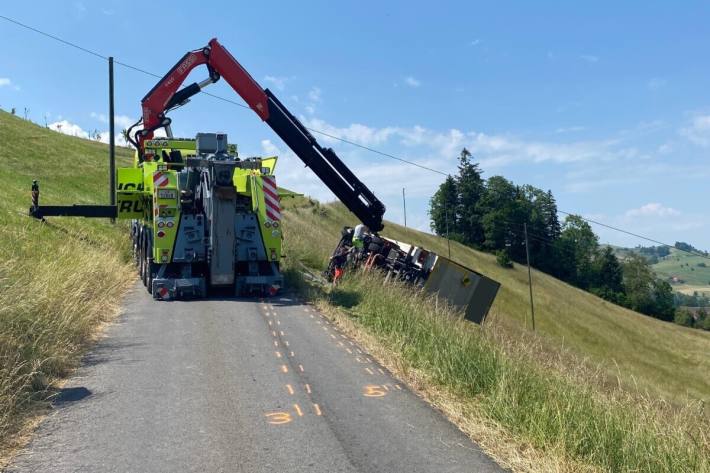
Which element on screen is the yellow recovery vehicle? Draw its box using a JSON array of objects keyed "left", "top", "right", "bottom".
[{"left": 30, "top": 38, "right": 385, "bottom": 300}]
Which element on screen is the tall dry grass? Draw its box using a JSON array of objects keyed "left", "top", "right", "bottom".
[{"left": 0, "top": 217, "right": 133, "bottom": 443}]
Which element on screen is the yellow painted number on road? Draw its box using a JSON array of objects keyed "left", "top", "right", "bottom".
[
  {"left": 265, "top": 412, "right": 293, "bottom": 425},
  {"left": 363, "top": 385, "right": 387, "bottom": 397}
]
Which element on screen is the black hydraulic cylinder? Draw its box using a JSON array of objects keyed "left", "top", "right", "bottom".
[
  {"left": 264, "top": 89, "right": 385, "bottom": 231},
  {"left": 166, "top": 83, "right": 202, "bottom": 110}
]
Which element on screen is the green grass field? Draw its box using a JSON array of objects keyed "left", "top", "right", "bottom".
[
  {"left": 652, "top": 248, "right": 710, "bottom": 289},
  {"left": 0, "top": 111, "right": 134, "bottom": 452}
]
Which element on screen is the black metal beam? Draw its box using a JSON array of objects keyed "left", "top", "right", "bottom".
[
  {"left": 264, "top": 89, "right": 385, "bottom": 232},
  {"left": 29, "top": 205, "right": 117, "bottom": 219}
]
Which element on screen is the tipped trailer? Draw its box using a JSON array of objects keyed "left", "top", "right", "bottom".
[{"left": 326, "top": 227, "right": 501, "bottom": 324}]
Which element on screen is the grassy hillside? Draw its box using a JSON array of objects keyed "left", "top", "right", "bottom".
[
  {"left": 0, "top": 111, "right": 134, "bottom": 452},
  {"left": 614, "top": 246, "right": 710, "bottom": 295},
  {"left": 282, "top": 198, "right": 709, "bottom": 472},
  {"left": 282, "top": 199, "right": 710, "bottom": 404},
  {"left": 653, "top": 248, "right": 710, "bottom": 294}
]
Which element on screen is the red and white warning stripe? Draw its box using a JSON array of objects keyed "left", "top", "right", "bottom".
[
  {"left": 153, "top": 171, "right": 169, "bottom": 188},
  {"left": 262, "top": 176, "right": 281, "bottom": 222}
]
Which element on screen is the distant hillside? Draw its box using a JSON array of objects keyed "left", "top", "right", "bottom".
[{"left": 613, "top": 245, "right": 710, "bottom": 296}]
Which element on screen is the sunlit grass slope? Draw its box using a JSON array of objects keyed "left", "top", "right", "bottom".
[
  {"left": 281, "top": 198, "right": 710, "bottom": 404},
  {"left": 0, "top": 111, "right": 134, "bottom": 447}
]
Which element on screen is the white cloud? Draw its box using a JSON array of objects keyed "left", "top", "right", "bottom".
[
  {"left": 264, "top": 75, "right": 289, "bottom": 91},
  {"left": 48, "top": 118, "right": 152, "bottom": 147},
  {"left": 625, "top": 203, "right": 680, "bottom": 218},
  {"left": 308, "top": 87, "right": 322, "bottom": 103},
  {"left": 302, "top": 117, "right": 399, "bottom": 147},
  {"left": 90, "top": 112, "right": 136, "bottom": 129},
  {"left": 580, "top": 55, "right": 599, "bottom": 63},
  {"left": 404, "top": 76, "right": 421, "bottom": 88},
  {"left": 297, "top": 117, "right": 636, "bottom": 175},
  {"left": 0, "top": 77, "right": 19, "bottom": 90},
  {"left": 657, "top": 142, "right": 673, "bottom": 154},
  {"left": 469, "top": 39, "right": 481, "bottom": 46},
  {"left": 680, "top": 115, "right": 710, "bottom": 147},
  {"left": 647, "top": 77, "right": 667, "bottom": 91},
  {"left": 49, "top": 120, "right": 90, "bottom": 139},
  {"left": 554, "top": 125, "right": 586, "bottom": 134}
]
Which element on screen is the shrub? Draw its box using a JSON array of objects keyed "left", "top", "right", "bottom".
[{"left": 495, "top": 249, "right": 513, "bottom": 268}]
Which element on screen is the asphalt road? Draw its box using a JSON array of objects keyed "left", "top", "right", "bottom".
[{"left": 7, "top": 283, "right": 503, "bottom": 472}]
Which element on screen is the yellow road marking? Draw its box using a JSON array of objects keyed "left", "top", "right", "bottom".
[
  {"left": 378, "top": 368, "right": 385, "bottom": 375},
  {"left": 280, "top": 331, "right": 285, "bottom": 336},
  {"left": 286, "top": 384, "right": 294, "bottom": 395},
  {"left": 395, "top": 384, "right": 402, "bottom": 390},
  {"left": 281, "top": 365, "right": 289, "bottom": 373},
  {"left": 365, "top": 367, "right": 374, "bottom": 375},
  {"left": 294, "top": 404, "right": 303, "bottom": 417},
  {"left": 274, "top": 341, "right": 279, "bottom": 347},
  {"left": 313, "top": 403, "right": 322, "bottom": 416},
  {"left": 298, "top": 364, "right": 304, "bottom": 372},
  {"left": 265, "top": 412, "right": 292, "bottom": 425},
  {"left": 289, "top": 351, "right": 295, "bottom": 357},
  {"left": 305, "top": 384, "right": 312, "bottom": 394},
  {"left": 272, "top": 330, "right": 277, "bottom": 337},
  {"left": 275, "top": 351, "right": 282, "bottom": 358},
  {"left": 363, "top": 385, "right": 387, "bottom": 397}
]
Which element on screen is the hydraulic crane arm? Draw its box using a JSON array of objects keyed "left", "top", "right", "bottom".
[{"left": 137, "top": 38, "right": 385, "bottom": 232}]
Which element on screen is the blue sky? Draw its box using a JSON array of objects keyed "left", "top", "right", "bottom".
[{"left": 1, "top": 1, "right": 709, "bottom": 249}]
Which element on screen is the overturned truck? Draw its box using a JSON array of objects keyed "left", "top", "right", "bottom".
[{"left": 326, "top": 227, "right": 501, "bottom": 324}]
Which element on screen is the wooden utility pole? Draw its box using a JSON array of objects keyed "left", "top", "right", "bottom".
[
  {"left": 445, "top": 206, "right": 451, "bottom": 258},
  {"left": 524, "top": 222, "right": 535, "bottom": 330}
]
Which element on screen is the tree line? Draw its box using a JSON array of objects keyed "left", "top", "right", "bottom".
[{"left": 428, "top": 149, "right": 707, "bottom": 331}]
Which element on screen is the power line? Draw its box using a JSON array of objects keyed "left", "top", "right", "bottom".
[
  {"left": 2, "top": 13, "right": 705, "bottom": 256},
  {"left": 0, "top": 13, "right": 438, "bottom": 175},
  {"left": 0, "top": 14, "right": 107, "bottom": 60},
  {"left": 557, "top": 210, "right": 709, "bottom": 259}
]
